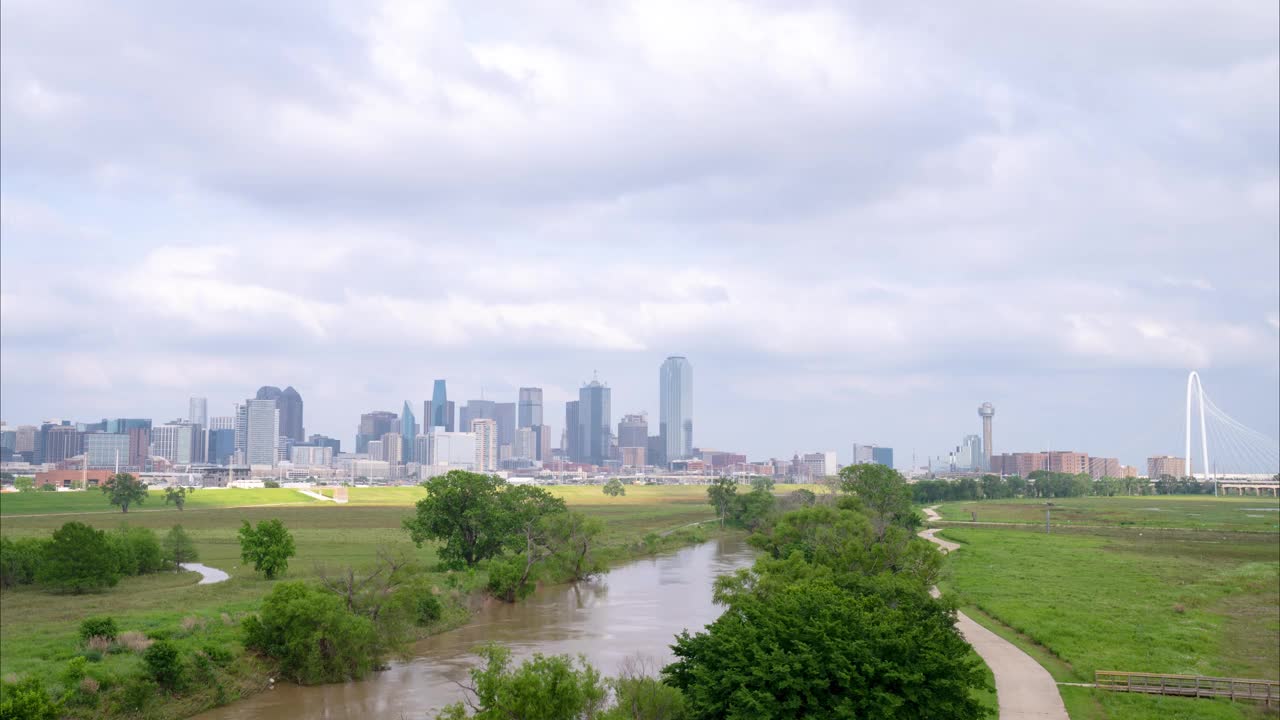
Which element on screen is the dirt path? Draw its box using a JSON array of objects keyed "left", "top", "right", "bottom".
[{"left": 921, "top": 506, "right": 1069, "bottom": 720}]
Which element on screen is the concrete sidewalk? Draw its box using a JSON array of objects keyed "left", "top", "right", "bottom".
[{"left": 921, "top": 507, "right": 1069, "bottom": 720}]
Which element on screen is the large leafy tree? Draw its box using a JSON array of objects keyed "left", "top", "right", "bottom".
[
  {"left": 244, "top": 581, "right": 382, "bottom": 684},
  {"left": 101, "top": 472, "right": 148, "bottom": 513},
  {"left": 403, "top": 471, "right": 512, "bottom": 569},
  {"left": 163, "top": 525, "right": 199, "bottom": 568},
  {"left": 837, "top": 464, "right": 916, "bottom": 540},
  {"left": 488, "top": 486, "right": 567, "bottom": 602},
  {"left": 706, "top": 478, "right": 737, "bottom": 528},
  {"left": 602, "top": 479, "right": 626, "bottom": 497},
  {"left": 663, "top": 577, "right": 988, "bottom": 720},
  {"left": 238, "top": 519, "right": 296, "bottom": 579},
  {"left": 36, "top": 522, "right": 120, "bottom": 593},
  {"left": 545, "top": 511, "right": 606, "bottom": 582}
]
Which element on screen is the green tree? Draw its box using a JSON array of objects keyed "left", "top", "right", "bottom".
[
  {"left": 36, "top": 522, "right": 120, "bottom": 593},
  {"left": 749, "top": 476, "right": 774, "bottom": 493},
  {"left": 14, "top": 476, "right": 34, "bottom": 492},
  {"left": 664, "top": 577, "right": 988, "bottom": 720},
  {"left": 163, "top": 525, "right": 199, "bottom": 568},
  {"left": 838, "top": 463, "right": 916, "bottom": 540},
  {"left": 0, "top": 676, "right": 65, "bottom": 720},
  {"left": 243, "top": 581, "right": 382, "bottom": 684},
  {"left": 487, "top": 486, "right": 567, "bottom": 602},
  {"left": 109, "top": 525, "right": 164, "bottom": 575},
  {"left": 545, "top": 511, "right": 606, "bottom": 582},
  {"left": 101, "top": 472, "right": 148, "bottom": 513},
  {"left": 706, "top": 478, "right": 737, "bottom": 529},
  {"left": 728, "top": 487, "right": 776, "bottom": 531},
  {"left": 238, "top": 519, "right": 296, "bottom": 579},
  {"left": 403, "top": 471, "right": 510, "bottom": 569},
  {"left": 143, "top": 640, "right": 186, "bottom": 690},
  {"left": 0, "top": 536, "right": 46, "bottom": 588},
  {"left": 163, "top": 485, "right": 193, "bottom": 510},
  {"left": 437, "top": 644, "right": 608, "bottom": 720},
  {"left": 603, "top": 478, "right": 627, "bottom": 497}
]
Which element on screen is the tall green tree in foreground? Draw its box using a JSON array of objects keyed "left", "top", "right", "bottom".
[
  {"left": 664, "top": 577, "right": 987, "bottom": 719},
  {"left": 101, "top": 472, "right": 148, "bottom": 513},
  {"left": 404, "top": 471, "right": 511, "bottom": 569},
  {"left": 706, "top": 478, "right": 737, "bottom": 528},
  {"left": 238, "top": 519, "right": 296, "bottom": 579},
  {"left": 36, "top": 522, "right": 119, "bottom": 593},
  {"left": 487, "top": 485, "right": 567, "bottom": 602},
  {"left": 838, "top": 463, "right": 917, "bottom": 540}
]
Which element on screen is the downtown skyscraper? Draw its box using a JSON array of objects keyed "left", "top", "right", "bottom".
[
  {"left": 429, "top": 380, "right": 453, "bottom": 432},
  {"left": 660, "top": 356, "right": 693, "bottom": 461},
  {"left": 578, "top": 380, "right": 611, "bottom": 466}
]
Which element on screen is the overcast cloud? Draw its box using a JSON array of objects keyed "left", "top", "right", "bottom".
[{"left": 2, "top": 0, "right": 1277, "bottom": 468}]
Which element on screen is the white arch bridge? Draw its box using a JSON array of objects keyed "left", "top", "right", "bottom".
[{"left": 1184, "top": 371, "right": 1280, "bottom": 485}]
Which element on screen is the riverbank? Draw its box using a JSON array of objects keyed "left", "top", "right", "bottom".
[{"left": 0, "top": 486, "right": 744, "bottom": 718}]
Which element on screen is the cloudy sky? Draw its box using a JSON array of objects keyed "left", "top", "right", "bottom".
[{"left": 2, "top": 0, "right": 1277, "bottom": 469}]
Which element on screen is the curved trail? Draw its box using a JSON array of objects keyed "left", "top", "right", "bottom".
[
  {"left": 180, "top": 563, "right": 230, "bottom": 584},
  {"left": 921, "top": 507, "right": 1068, "bottom": 720}
]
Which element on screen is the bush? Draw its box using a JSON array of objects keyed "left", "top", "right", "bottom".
[
  {"left": 110, "top": 526, "right": 164, "bottom": 576},
  {"left": 409, "top": 588, "right": 443, "bottom": 626},
  {"left": 0, "top": 536, "right": 47, "bottom": 588},
  {"left": 36, "top": 522, "right": 119, "bottom": 594},
  {"left": 143, "top": 640, "right": 185, "bottom": 690},
  {"left": 263, "top": 480, "right": 281, "bottom": 489},
  {"left": 79, "top": 617, "right": 119, "bottom": 643},
  {"left": 243, "top": 581, "right": 382, "bottom": 684},
  {"left": 117, "top": 677, "right": 156, "bottom": 712},
  {"left": 61, "top": 656, "right": 89, "bottom": 687},
  {"left": 0, "top": 676, "right": 64, "bottom": 720},
  {"left": 200, "top": 643, "right": 234, "bottom": 667}
]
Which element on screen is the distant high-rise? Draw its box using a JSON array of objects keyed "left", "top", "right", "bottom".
[
  {"left": 518, "top": 388, "right": 543, "bottom": 428},
  {"left": 188, "top": 397, "right": 207, "bottom": 428},
  {"left": 959, "top": 435, "right": 983, "bottom": 472},
  {"left": 207, "top": 429, "right": 235, "bottom": 465},
  {"left": 357, "top": 410, "right": 398, "bottom": 453},
  {"left": 618, "top": 414, "right": 648, "bottom": 449},
  {"left": 495, "top": 402, "right": 516, "bottom": 451},
  {"left": 245, "top": 399, "right": 280, "bottom": 466},
  {"left": 660, "top": 356, "right": 693, "bottom": 462},
  {"left": 472, "top": 418, "right": 497, "bottom": 472},
  {"left": 565, "top": 401, "right": 581, "bottom": 462},
  {"left": 400, "top": 401, "right": 416, "bottom": 463},
  {"left": 381, "top": 432, "right": 403, "bottom": 467},
  {"left": 309, "top": 434, "right": 341, "bottom": 454},
  {"left": 42, "top": 425, "right": 83, "bottom": 465},
  {"left": 852, "top": 443, "right": 893, "bottom": 468},
  {"left": 978, "top": 403, "right": 995, "bottom": 472},
  {"left": 430, "top": 380, "right": 450, "bottom": 432},
  {"left": 278, "top": 386, "right": 304, "bottom": 442},
  {"left": 84, "top": 433, "right": 130, "bottom": 469},
  {"left": 256, "top": 386, "right": 283, "bottom": 401},
  {"left": 459, "top": 400, "right": 496, "bottom": 433},
  {"left": 578, "top": 380, "right": 611, "bottom": 466}
]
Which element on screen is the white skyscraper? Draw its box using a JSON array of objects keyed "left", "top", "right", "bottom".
[
  {"left": 245, "top": 399, "right": 279, "bottom": 467},
  {"left": 471, "top": 418, "right": 497, "bottom": 472},
  {"left": 659, "top": 356, "right": 693, "bottom": 463},
  {"left": 188, "top": 396, "right": 208, "bottom": 428}
]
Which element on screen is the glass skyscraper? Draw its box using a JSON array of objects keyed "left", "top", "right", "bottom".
[
  {"left": 659, "top": 356, "right": 693, "bottom": 462},
  {"left": 401, "top": 401, "right": 416, "bottom": 463},
  {"left": 430, "top": 380, "right": 451, "bottom": 432},
  {"left": 578, "top": 381, "right": 611, "bottom": 467}
]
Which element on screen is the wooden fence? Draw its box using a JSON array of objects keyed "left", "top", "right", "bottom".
[{"left": 1095, "top": 671, "right": 1278, "bottom": 705}]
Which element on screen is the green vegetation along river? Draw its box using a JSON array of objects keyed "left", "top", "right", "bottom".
[{"left": 194, "top": 536, "right": 755, "bottom": 719}]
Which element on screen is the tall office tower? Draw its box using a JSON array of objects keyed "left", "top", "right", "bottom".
[
  {"left": 578, "top": 380, "right": 611, "bottom": 466},
  {"left": 445, "top": 401, "right": 455, "bottom": 432},
  {"left": 618, "top": 414, "right": 648, "bottom": 449},
  {"left": 514, "top": 427, "right": 536, "bottom": 460},
  {"left": 84, "top": 433, "right": 129, "bottom": 469},
  {"left": 647, "top": 434, "right": 666, "bottom": 468},
  {"left": 278, "top": 386, "right": 305, "bottom": 442},
  {"left": 960, "top": 434, "right": 984, "bottom": 471},
  {"left": 381, "top": 432, "right": 403, "bottom": 467},
  {"left": 430, "top": 380, "right": 450, "bottom": 431},
  {"left": 234, "top": 404, "right": 249, "bottom": 459},
  {"left": 208, "top": 416, "right": 234, "bottom": 430},
  {"left": 978, "top": 402, "right": 995, "bottom": 472},
  {"left": 188, "top": 397, "right": 208, "bottom": 428},
  {"left": 459, "top": 400, "right": 496, "bottom": 432},
  {"left": 207, "top": 428, "right": 236, "bottom": 465},
  {"left": 13, "top": 425, "right": 37, "bottom": 454},
  {"left": 565, "top": 401, "right": 581, "bottom": 461},
  {"left": 471, "top": 418, "right": 497, "bottom": 472},
  {"left": 535, "top": 424, "right": 551, "bottom": 462},
  {"left": 518, "top": 388, "right": 543, "bottom": 428},
  {"left": 43, "top": 425, "right": 83, "bottom": 464},
  {"left": 659, "top": 356, "right": 693, "bottom": 462},
  {"left": 309, "top": 434, "right": 341, "bottom": 454},
  {"left": 357, "top": 410, "right": 398, "bottom": 453},
  {"left": 256, "top": 386, "right": 282, "bottom": 401},
  {"left": 400, "top": 401, "right": 416, "bottom": 463},
  {"left": 150, "top": 421, "right": 203, "bottom": 465},
  {"left": 245, "top": 399, "right": 280, "bottom": 467},
  {"left": 495, "top": 402, "right": 516, "bottom": 450},
  {"left": 366, "top": 440, "right": 385, "bottom": 462}
]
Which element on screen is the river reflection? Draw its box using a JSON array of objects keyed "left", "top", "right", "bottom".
[{"left": 194, "top": 536, "right": 754, "bottom": 720}]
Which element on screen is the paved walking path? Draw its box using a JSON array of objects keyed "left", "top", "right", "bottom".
[
  {"left": 921, "top": 507, "right": 1069, "bottom": 720},
  {"left": 296, "top": 489, "right": 345, "bottom": 503},
  {"left": 180, "top": 563, "right": 230, "bottom": 584}
]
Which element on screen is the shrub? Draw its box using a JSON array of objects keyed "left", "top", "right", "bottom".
[
  {"left": 200, "top": 643, "right": 234, "bottom": 666},
  {"left": 143, "top": 640, "right": 185, "bottom": 690},
  {"left": 109, "top": 526, "right": 164, "bottom": 576},
  {"left": 243, "top": 581, "right": 381, "bottom": 684},
  {"left": 117, "top": 631, "right": 153, "bottom": 653},
  {"left": 413, "top": 592, "right": 443, "bottom": 626},
  {"left": 79, "top": 677, "right": 100, "bottom": 695},
  {"left": 79, "top": 617, "right": 119, "bottom": 643},
  {"left": 79, "top": 647, "right": 105, "bottom": 663},
  {"left": 0, "top": 675, "right": 64, "bottom": 720},
  {"left": 36, "top": 522, "right": 119, "bottom": 594},
  {"left": 0, "top": 536, "right": 47, "bottom": 588},
  {"left": 117, "top": 677, "right": 156, "bottom": 712},
  {"left": 263, "top": 480, "right": 281, "bottom": 489},
  {"left": 61, "top": 656, "right": 89, "bottom": 687}
]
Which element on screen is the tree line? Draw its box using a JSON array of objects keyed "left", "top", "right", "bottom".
[{"left": 910, "top": 471, "right": 1223, "bottom": 503}]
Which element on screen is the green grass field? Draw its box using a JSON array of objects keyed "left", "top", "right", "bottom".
[
  {"left": 0, "top": 488, "right": 323, "bottom": 516},
  {"left": 934, "top": 495, "right": 1280, "bottom": 532},
  {"left": 935, "top": 496, "right": 1279, "bottom": 720}
]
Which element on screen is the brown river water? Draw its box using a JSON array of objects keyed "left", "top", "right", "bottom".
[{"left": 194, "top": 537, "right": 754, "bottom": 720}]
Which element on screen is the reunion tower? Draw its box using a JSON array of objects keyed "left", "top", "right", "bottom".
[{"left": 978, "top": 402, "right": 995, "bottom": 471}]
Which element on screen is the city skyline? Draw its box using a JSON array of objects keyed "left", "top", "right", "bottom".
[{"left": 1, "top": 3, "right": 1277, "bottom": 469}]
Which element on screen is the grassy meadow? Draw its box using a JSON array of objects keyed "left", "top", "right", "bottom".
[
  {"left": 0, "top": 482, "right": 792, "bottom": 692},
  {"left": 934, "top": 495, "right": 1279, "bottom": 720},
  {"left": 934, "top": 495, "right": 1280, "bottom": 532}
]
